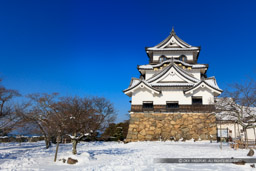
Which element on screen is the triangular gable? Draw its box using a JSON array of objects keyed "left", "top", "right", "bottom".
[
  {"left": 160, "top": 36, "right": 187, "bottom": 49},
  {"left": 184, "top": 81, "right": 223, "bottom": 96},
  {"left": 153, "top": 28, "right": 192, "bottom": 49},
  {"left": 158, "top": 70, "right": 188, "bottom": 83},
  {"left": 123, "top": 81, "right": 161, "bottom": 97},
  {"left": 147, "top": 64, "right": 199, "bottom": 84}
]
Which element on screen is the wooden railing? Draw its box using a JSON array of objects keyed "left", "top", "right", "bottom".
[
  {"left": 131, "top": 105, "right": 215, "bottom": 112},
  {"left": 230, "top": 139, "right": 256, "bottom": 149}
]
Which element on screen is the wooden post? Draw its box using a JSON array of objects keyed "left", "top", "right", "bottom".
[
  {"left": 234, "top": 122, "right": 236, "bottom": 139},
  {"left": 220, "top": 121, "right": 222, "bottom": 150},
  {"left": 245, "top": 128, "right": 248, "bottom": 149},
  {"left": 238, "top": 124, "right": 241, "bottom": 137},
  {"left": 54, "top": 130, "right": 61, "bottom": 162},
  {"left": 254, "top": 127, "right": 256, "bottom": 147}
]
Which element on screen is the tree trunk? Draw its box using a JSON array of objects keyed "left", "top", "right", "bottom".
[
  {"left": 44, "top": 136, "right": 51, "bottom": 149},
  {"left": 234, "top": 123, "right": 237, "bottom": 139},
  {"left": 238, "top": 124, "right": 241, "bottom": 137},
  {"left": 254, "top": 127, "right": 256, "bottom": 144},
  {"left": 254, "top": 127, "right": 256, "bottom": 148},
  {"left": 220, "top": 121, "right": 222, "bottom": 150},
  {"left": 244, "top": 127, "right": 248, "bottom": 149},
  {"left": 72, "top": 132, "right": 78, "bottom": 155}
]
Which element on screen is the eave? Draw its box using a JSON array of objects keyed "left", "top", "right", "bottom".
[
  {"left": 184, "top": 81, "right": 223, "bottom": 96},
  {"left": 123, "top": 81, "right": 161, "bottom": 97}
]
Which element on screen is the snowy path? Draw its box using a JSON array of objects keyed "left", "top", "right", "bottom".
[{"left": 0, "top": 141, "right": 255, "bottom": 170}]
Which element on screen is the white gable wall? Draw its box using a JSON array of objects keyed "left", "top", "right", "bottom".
[
  {"left": 144, "top": 66, "right": 202, "bottom": 81},
  {"left": 150, "top": 67, "right": 196, "bottom": 84}
]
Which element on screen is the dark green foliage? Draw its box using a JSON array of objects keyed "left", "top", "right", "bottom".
[{"left": 101, "top": 120, "right": 129, "bottom": 141}]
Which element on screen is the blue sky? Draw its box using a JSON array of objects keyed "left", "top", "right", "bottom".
[{"left": 0, "top": 0, "right": 255, "bottom": 122}]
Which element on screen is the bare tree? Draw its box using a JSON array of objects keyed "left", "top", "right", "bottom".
[
  {"left": 17, "top": 93, "right": 59, "bottom": 148},
  {"left": 92, "top": 97, "right": 117, "bottom": 131},
  {"left": 54, "top": 96, "right": 117, "bottom": 154},
  {"left": 0, "top": 80, "right": 21, "bottom": 135},
  {"left": 53, "top": 96, "right": 96, "bottom": 154},
  {"left": 16, "top": 94, "right": 117, "bottom": 153},
  {"left": 216, "top": 78, "right": 256, "bottom": 146}
]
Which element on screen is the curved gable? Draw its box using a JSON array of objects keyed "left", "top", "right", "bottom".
[
  {"left": 147, "top": 64, "right": 199, "bottom": 84},
  {"left": 123, "top": 81, "right": 161, "bottom": 97},
  {"left": 184, "top": 81, "right": 223, "bottom": 96}
]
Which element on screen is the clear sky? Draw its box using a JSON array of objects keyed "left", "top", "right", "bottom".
[{"left": 0, "top": 0, "right": 255, "bottom": 122}]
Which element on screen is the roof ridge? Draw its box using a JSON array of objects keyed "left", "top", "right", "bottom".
[{"left": 151, "top": 28, "right": 193, "bottom": 49}]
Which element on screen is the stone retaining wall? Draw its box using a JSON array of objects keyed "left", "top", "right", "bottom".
[{"left": 126, "top": 113, "right": 216, "bottom": 142}]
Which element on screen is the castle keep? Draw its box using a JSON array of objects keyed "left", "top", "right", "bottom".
[{"left": 123, "top": 28, "right": 222, "bottom": 142}]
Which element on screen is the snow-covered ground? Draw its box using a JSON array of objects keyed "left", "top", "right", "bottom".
[{"left": 0, "top": 140, "right": 255, "bottom": 171}]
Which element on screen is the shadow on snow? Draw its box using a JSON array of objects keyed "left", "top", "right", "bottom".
[{"left": 87, "top": 148, "right": 136, "bottom": 159}]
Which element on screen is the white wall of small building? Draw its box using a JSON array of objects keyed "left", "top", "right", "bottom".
[{"left": 217, "top": 123, "right": 256, "bottom": 141}]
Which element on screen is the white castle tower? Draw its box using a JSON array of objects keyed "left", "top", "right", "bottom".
[{"left": 124, "top": 28, "right": 222, "bottom": 142}]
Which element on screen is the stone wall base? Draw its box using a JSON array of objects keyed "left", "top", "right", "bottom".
[{"left": 126, "top": 113, "right": 216, "bottom": 142}]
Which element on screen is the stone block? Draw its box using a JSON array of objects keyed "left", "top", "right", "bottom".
[
  {"left": 174, "top": 125, "right": 180, "bottom": 129},
  {"left": 149, "top": 126, "right": 155, "bottom": 130},
  {"left": 145, "top": 135, "right": 152, "bottom": 140},
  {"left": 147, "top": 131, "right": 154, "bottom": 135},
  {"left": 139, "top": 129, "right": 146, "bottom": 135},
  {"left": 170, "top": 121, "right": 176, "bottom": 124}
]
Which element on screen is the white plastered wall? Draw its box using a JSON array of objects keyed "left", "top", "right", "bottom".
[
  {"left": 132, "top": 88, "right": 192, "bottom": 105},
  {"left": 188, "top": 87, "right": 215, "bottom": 105},
  {"left": 190, "top": 69, "right": 201, "bottom": 80},
  {"left": 145, "top": 70, "right": 157, "bottom": 80}
]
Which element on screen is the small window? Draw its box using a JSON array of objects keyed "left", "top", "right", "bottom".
[
  {"left": 192, "top": 97, "right": 202, "bottom": 105},
  {"left": 143, "top": 101, "right": 153, "bottom": 109},
  {"left": 159, "top": 56, "right": 167, "bottom": 63},
  {"left": 179, "top": 55, "right": 187, "bottom": 62},
  {"left": 166, "top": 102, "right": 179, "bottom": 109}
]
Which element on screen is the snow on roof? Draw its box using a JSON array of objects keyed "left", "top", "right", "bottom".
[
  {"left": 205, "top": 77, "right": 221, "bottom": 91},
  {"left": 128, "top": 77, "right": 140, "bottom": 88},
  {"left": 216, "top": 107, "right": 256, "bottom": 121},
  {"left": 215, "top": 98, "right": 256, "bottom": 121}
]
